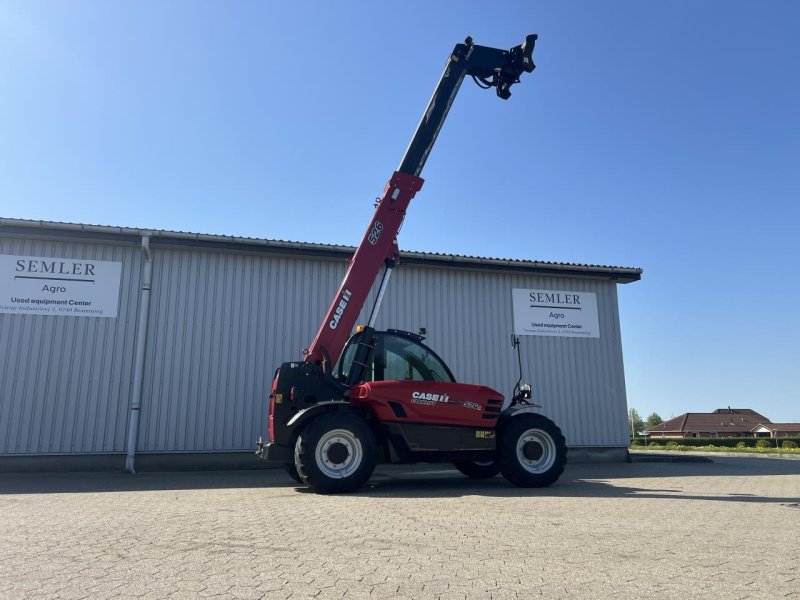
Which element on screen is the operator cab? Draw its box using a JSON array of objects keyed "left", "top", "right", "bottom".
[{"left": 338, "top": 329, "right": 455, "bottom": 384}]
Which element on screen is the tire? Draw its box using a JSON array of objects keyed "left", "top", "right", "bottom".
[
  {"left": 498, "top": 413, "right": 567, "bottom": 488},
  {"left": 294, "top": 411, "right": 377, "bottom": 494},
  {"left": 453, "top": 460, "right": 501, "bottom": 479},
  {"left": 284, "top": 462, "right": 302, "bottom": 483}
]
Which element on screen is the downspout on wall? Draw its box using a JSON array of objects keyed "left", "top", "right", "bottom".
[{"left": 125, "top": 235, "right": 153, "bottom": 474}]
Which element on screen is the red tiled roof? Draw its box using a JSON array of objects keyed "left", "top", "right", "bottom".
[
  {"left": 645, "top": 408, "right": 770, "bottom": 434},
  {"left": 750, "top": 423, "right": 800, "bottom": 433},
  {"left": 710, "top": 408, "right": 768, "bottom": 417}
]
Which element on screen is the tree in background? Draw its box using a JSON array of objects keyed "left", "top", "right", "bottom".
[
  {"left": 628, "top": 408, "right": 644, "bottom": 437},
  {"left": 645, "top": 412, "right": 663, "bottom": 429}
]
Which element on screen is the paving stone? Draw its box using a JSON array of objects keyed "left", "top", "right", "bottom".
[{"left": 0, "top": 456, "right": 798, "bottom": 600}]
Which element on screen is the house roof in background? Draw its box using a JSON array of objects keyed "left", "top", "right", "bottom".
[
  {"left": 646, "top": 408, "right": 771, "bottom": 434},
  {"left": 751, "top": 423, "right": 800, "bottom": 433}
]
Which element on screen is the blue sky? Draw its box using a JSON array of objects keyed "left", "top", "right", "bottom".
[{"left": 1, "top": 1, "right": 798, "bottom": 422}]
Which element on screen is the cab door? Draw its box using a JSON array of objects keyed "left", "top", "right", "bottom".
[{"left": 341, "top": 330, "right": 503, "bottom": 427}]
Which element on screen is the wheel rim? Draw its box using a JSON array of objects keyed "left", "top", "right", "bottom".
[
  {"left": 315, "top": 429, "right": 363, "bottom": 479},
  {"left": 515, "top": 428, "right": 556, "bottom": 474}
]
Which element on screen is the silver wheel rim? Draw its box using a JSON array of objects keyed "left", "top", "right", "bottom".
[
  {"left": 315, "top": 429, "right": 363, "bottom": 479},
  {"left": 516, "top": 428, "right": 556, "bottom": 474}
]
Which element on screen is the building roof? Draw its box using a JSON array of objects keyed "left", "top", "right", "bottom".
[
  {"left": 0, "top": 218, "right": 643, "bottom": 283},
  {"left": 645, "top": 408, "right": 771, "bottom": 434},
  {"left": 751, "top": 423, "right": 800, "bottom": 433}
]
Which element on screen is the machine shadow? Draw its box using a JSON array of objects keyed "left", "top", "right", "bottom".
[
  {"left": 2, "top": 457, "right": 799, "bottom": 501},
  {"left": 351, "top": 478, "right": 800, "bottom": 506},
  {"left": 349, "top": 460, "right": 800, "bottom": 505}
]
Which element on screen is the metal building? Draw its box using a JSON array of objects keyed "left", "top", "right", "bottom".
[{"left": 0, "top": 218, "right": 641, "bottom": 470}]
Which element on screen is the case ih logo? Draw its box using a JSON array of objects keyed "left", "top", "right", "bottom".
[
  {"left": 367, "top": 220, "right": 384, "bottom": 245},
  {"left": 411, "top": 391, "right": 450, "bottom": 405},
  {"left": 328, "top": 288, "right": 352, "bottom": 329}
]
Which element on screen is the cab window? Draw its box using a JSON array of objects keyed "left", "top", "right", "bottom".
[
  {"left": 338, "top": 331, "right": 455, "bottom": 383},
  {"left": 381, "top": 334, "right": 454, "bottom": 382}
]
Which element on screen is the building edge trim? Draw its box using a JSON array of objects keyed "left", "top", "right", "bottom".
[{"left": 0, "top": 220, "right": 643, "bottom": 283}]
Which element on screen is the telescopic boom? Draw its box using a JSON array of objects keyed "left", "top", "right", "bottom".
[{"left": 304, "top": 35, "right": 538, "bottom": 370}]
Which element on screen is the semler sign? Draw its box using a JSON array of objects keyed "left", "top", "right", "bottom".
[
  {"left": 512, "top": 288, "right": 600, "bottom": 338},
  {"left": 0, "top": 255, "right": 122, "bottom": 318}
]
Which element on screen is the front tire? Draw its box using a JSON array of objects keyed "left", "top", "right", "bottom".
[
  {"left": 295, "top": 411, "right": 376, "bottom": 494},
  {"left": 498, "top": 414, "right": 566, "bottom": 488},
  {"left": 453, "top": 460, "right": 501, "bottom": 479}
]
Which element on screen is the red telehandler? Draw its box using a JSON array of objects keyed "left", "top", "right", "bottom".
[{"left": 256, "top": 35, "right": 567, "bottom": 493}]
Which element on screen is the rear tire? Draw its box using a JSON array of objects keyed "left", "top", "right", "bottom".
[
  {"left": 498, "top": 413, "right": 566, "bottom": 488},
  {"left": 453, "top": 460, "right": 500, "bottom": 479},
  {"left": 295, "top": 411, "right": 377, "bottom": 494}
]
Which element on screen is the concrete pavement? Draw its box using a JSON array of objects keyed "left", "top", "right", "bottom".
[{"left": 1, "top": 456, "right": 798, "bottom": 599}]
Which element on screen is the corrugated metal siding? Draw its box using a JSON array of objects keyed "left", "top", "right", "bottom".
[
  {"left": 1, "top": 234, "right": 630, "bottom": 455},
  {"left": 137, "top": 249, "right": 346, "bottom": 453},
  {"left": 0, "top": 237, "right": 140, "bottom": 454}
]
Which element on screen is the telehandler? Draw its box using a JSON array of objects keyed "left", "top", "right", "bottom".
[{"left": 256, "top": 34, "right": 567, "bottom": 493}]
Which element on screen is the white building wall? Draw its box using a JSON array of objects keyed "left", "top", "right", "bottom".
[
  {"left": 0, "top": 232, "right": 631, "bottom": 456},
  {"left": 0, "top": 236, "right": 141, "bottom": 454}
]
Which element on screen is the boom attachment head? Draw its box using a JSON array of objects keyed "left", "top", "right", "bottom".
[
  {"left": 399, "top": 33, "right": 539, "bottom": 177},
  {"left": 465, "top": 34, "right": 538, "bottom": 99}
]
